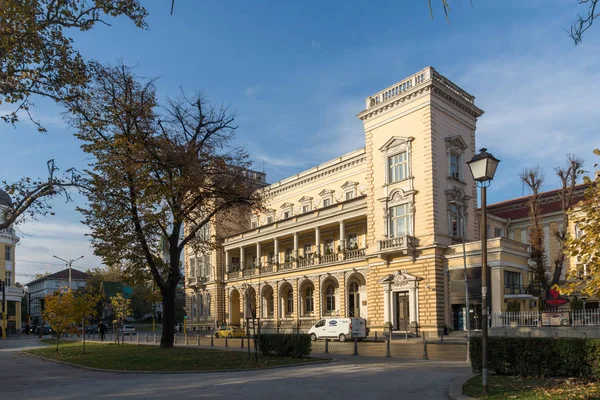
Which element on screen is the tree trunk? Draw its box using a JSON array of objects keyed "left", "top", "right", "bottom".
[
  {"left": 82, "top": 319, "right": 86, "bottom": 354},
  {"left": 161, "top": 286, "right": 177, "bottom": 349},
  {"left": 56, "top": 334, "right": 59, "bottom": 352}
]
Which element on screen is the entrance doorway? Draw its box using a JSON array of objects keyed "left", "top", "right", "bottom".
[
  {"left": 395, "top": 292, "right": 409, "bottom": 331},
  {"left": 348, "top": 282, "right": 360, "bottom": 317}
]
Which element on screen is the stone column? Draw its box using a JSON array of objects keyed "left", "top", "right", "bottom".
[
  {"left": 315, "top": 227, "right": 321, "bottom": 256},
  {"left": 339, "top": 221, "right": 346, "bottom": 252},
  {"left": 256, "top": 242, "right": 261, "bottom": 268},
  {"left": 239, "top": 246, "right": 244, "bottom": 269},
  {"left": 273, "top": 237, "right": 279, "bottom": 272},
  {"left": 293, "top": 232, "right": 299, "bottom": 260},
  {"left": 225, "top": 250, "right": 230, "bottom": 272},
  {"left": 383, "top": 283, "right": 391, "bottom": 332}
]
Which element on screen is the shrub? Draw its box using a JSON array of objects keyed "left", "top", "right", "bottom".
[
  {"left": 469, "top": 337, "right": 600, "bottom": 379},
  {"left": 258, "top": 334, "right": 311, "bottom": 357}
]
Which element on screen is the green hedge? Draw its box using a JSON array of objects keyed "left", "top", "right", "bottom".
[
  {"left": 258, "top": 334, "right": 312, "bottom": 357},
  {"left": 470, "top": 337, "right": 600, "bottom": 379}
]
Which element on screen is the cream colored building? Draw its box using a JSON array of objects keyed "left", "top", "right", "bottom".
[
  {"left": 183, "top": 66, "right": 561, "bottom": 337},
  {"left": 0, "top": 190, "right": 23, "bottom": 334}
]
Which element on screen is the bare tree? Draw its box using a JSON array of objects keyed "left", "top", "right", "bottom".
[{"left": 570, "top": 0, "right": 600, "bottom": 45}]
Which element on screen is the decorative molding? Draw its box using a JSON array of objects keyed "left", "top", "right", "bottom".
[{"left": 445, "top": 135, "right": 468, "bottom": 151}]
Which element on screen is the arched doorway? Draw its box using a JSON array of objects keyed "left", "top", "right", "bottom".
[
  {"left": 261, "top": 285, "right": 274, "bottom": 319},
  {"left": 347, "top": 273, "right": 367, "bottom": 318},
  {"left": 279, "top": 282, "right": 294, "bottom": 319},
  {"left": 230, "top": 289, "right": 240, "bottom": 326},
  {"left": 321, "top": 277, "right": 339, "bottom": 316},
  {"left": 300, "top": 280, "right": 315, "bottom": 317},
  {"left": 245, "top": 286, "right": 257, "bottom": 319}
]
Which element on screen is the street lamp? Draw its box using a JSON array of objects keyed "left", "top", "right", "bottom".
[
  {"left": 52, "top": 255, "right": 84, "bottom": 289},
  {"left": 467, "top": 148, "right": 500, "bottom": 396}
]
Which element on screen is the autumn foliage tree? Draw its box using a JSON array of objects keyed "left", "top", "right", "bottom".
[
  {"left": 565, "top": 149, "right": 600, "bottom": 297},
  {"left": 42, "top": 289, "right": 75, "bottom": 351},
  {"left": 72, "top": 290, "right": 101, "bottom": 354},
  {"left": 68, "top": 62, "right": 262, "bottom": 348}
]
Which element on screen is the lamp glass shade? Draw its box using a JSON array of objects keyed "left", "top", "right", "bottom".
[{"left": 467, "top": 148, "right": 500, "bottom": 182}]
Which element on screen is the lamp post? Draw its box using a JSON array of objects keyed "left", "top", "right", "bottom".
[
  {"left": 467, "top": 148, "right": 500, "bottom": 396},
  {"left": 52, "top": 255, "right": 84, "bottom": 289}
]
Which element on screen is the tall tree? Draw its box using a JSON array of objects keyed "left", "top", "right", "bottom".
[
  {"left": 521, "top": 156, "right": 584, "bottom": 296},
  {"left": 565, "top": 149, "right": 600, "bottom": 297},
  {"left": 68, "top": 62, "right": 262, "bottom": 348},
  {"left": 43, "top": 289, "right": 75, "bottom": 351},
  {"left": 0, "top": 0, "right": 147, "bottom": 128},
  {"left": 72, "top": 290, "right": 101, "bottom": 354}
]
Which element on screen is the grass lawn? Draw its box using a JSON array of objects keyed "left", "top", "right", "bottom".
[
  {"left": 464, "top": 375, "right": 600, "bottom": 400},
  {"left": 26, "top": 340, "right": 321, "bottom": 372}
]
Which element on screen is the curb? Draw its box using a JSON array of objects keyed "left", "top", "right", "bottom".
[
  {"left": 21, "top": 350, "right": 334, "bottom": 375},
  {"left": 448, "top": 373, "right": 477, "bottom": 400}
]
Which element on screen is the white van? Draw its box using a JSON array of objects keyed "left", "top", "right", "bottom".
[{"left": 308, "top": 317, "right": 368, "bottom": 342}]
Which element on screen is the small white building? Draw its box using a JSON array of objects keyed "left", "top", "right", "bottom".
[{"left": 26, "top": 268, "right": 90, "bottom": 326}]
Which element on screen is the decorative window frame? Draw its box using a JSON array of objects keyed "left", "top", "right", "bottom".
[
  {"left": 381, "top": 189, "right": 415, "bottom": 238},
  {"left": 319, "top": 189, "right": 334, "bottom": 207},
  {"left": 264, "top": 209, "right": 275, "bottom": 225},
  {"left": 445, "top": 136, "right": 468, "bottom": 182},
  {"left": 280, "top": 202, "right": 294, "bottom": 220},
  {"left": 341, "top": 181, "right": 358, "bottom": 201},
  {"left": 299, "top": 196, "right": 313, "bottom": 214},
  {"left": 250, "top": 215, "right": 259, "bottom": 229},
  {"left": 379, "top": 136, "right": 414, "bottom": 186},
  {"left": 445, "top": 187, "right": 469, "bottom": 240}
]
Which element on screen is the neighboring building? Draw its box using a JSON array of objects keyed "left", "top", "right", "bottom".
[
  {"left": 26, "top": 268, "right": 90, "bottom": 326},
  {"left": 0, "top": 189, "right": 23, "bottom": 334},
  {"left": 182, "top": 66, "right": 588, "bottom": 337}
]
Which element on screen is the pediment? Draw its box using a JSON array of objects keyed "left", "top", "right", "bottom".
[
  {"left": 319, "top": 189, "right": 334, "bottom": 196},
  {"left": 298, "top": 196, "right": 313, "bottom": 203},
  {"left": 379, "top": 136, "right": 414, "bottom": 152},
  {"left": 280, "top": 202, "right": 294, "bottom": 209},
  {"left": 445, "top": 135, "right": 468, "bottom": 151},
  {"left": 341, "top": 181, "right": 358, "bottom": 189},
  {"left": 379, "top": 270, "right": 421, "bottom": 287}
]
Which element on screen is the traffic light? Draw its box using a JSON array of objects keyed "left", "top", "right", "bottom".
[{"left": 184, "top": 310, "right": 187, "bottom": 320}]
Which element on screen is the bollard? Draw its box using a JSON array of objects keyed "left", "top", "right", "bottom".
[
  {"left": 225, "top": 335, "right": 229, "bottom": 348},
  {"left": 422, "top": 337, "right": 429, "bottom": 360},
  {"left": 241, "top": 337, "right": 244, "bottom": 348},
  {"left": 197, "top": 335, "right": 200, "bottom": 346},
  {"left": 353, "top": 337, "right": 358, "bottom": 356},
  {"left": 136, "top": 333, "right": 139, "bottom": 342},
  {"left": 145, "top": 333, "right": 148, "bottom": 343},
  {"left": 466, "top": 340, "right": 470, "bottom": 363},
  {"left": 211, "top": 334, "right": 214, "bottom": 347},
  {"left": 153, "top": 333, "right": 157, "bottom": 343},
  {"left": 440, "top": 329, "right": 443, "bottom": 342},
  {"left": 375, "top": 331, "right": 378, "bottom": 341},
  {"left": 386, "top": 331, "right": 391, "bottom": 358},
  {"left": 325, "top": 338, "right": 329, "bottom": 354},
  {"left": 185, "top": 335, "right": 188, "bottom": 345},
  {"left": 405, "top": 329, "right": 408, "bottom": 341}
]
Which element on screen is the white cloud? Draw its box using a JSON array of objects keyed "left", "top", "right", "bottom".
[
  {"left": 14, "top": 219, "right": 103, "bottom": 278},
  {"left": 243, "top": 85, "right": 261, "bottom": 97}
]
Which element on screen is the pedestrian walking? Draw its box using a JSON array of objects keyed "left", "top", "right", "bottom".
[{"left": 99, "top": 322, "right": 107, "bottom": 342}]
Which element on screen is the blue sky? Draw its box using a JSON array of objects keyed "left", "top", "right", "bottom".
[{"left": 2, "top": 0, "right": 600, "bottom": 278}]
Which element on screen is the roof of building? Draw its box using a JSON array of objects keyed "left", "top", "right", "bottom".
[
  {"left": 26, "top": 268, "right": 90, "bottom": 286},
  {"left": 487, "top": 183, "right": 588, "bottom": 220},
  {"left": 0, "top": 189, "right": 12, "bottom": 207}
]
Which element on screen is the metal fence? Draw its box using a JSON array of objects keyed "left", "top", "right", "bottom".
[{"left": 491, "top": 309, "right": 600, "bottom": 328}]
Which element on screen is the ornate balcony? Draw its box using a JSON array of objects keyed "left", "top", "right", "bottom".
[
  {"left": 377, "top": 235, "right": 415, "bottom": 255},
  {"left": 280, "top": 262, "right": 293, "bottom": 271},
  {"left": 243, "top": 268, "right": 255, "bottom": 277},
  {"left": 344, "top": 248, "right": 366, "bottom": 260},
  {"left": 260, "top": 263, "right": 274, "bottom": 274},
  {"left": 187, "top": 277, "right": 198, "bottom": 288},
  {"left": 298, "top": 257, "right": 316, "bottom": 268},
  {"left": 321, "top": 253, "right": 341, "bottom": 264}
]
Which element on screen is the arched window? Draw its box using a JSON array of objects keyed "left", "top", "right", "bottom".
[
  {"left": 305, "top": 287, "right": 314, "bottom": 314},
  {"left": 286, "top": 290, "right": 293, "bottom": 316},
  {"left": 326, "top": 285, "right": 335, "bottom": 313},
  {"left": 348, "top": 282, "right": 360, "bottom": 317},
  {"left": 262, "top": 286, "right": 274, "bottom": 318},
  {"left": 206, "top": 292, "right": 211, "bottom": 316},
  {"left": 198, "top": 293, "right": 203, "bottom": 317}
]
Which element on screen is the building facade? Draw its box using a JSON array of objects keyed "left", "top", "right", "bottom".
[
  {"left": 26, "top": 268, "right": 90, "bottom": 326},
  {"left": 183, "top": 66, "right": 588, "bottom": 337},
  {"left": 0, "top": 189, "right": 23, "bottom": 334}
]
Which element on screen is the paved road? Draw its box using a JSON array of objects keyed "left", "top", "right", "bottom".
[{"left": 0, "top": 336, "right": 471, "bottom": 400}]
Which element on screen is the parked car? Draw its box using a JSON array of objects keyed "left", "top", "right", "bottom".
[
  {"left": 214, "top": 326, "right": 245, "bottom": 338},
  {"left": 86, "top": 324, "right": 98, "bottom": 334},
  {"left": 308, "top": 317, "right": 368, "bottom": 342},
  {"left": 119, "top": 325, "right": 137, "bottom": 335}
]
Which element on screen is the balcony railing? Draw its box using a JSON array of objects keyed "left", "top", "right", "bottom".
[
  {"left": 344, "top": 248, "right": 366, "bottom": 260},
  {"left": 321, "top": 253, "right": 341, "bottom": 264},
  {"left": 229, "top": 271, "right": 240, "bottom": 279},
  {"left": 260, "top": 263, "right": 274, "bottom": 274},
  {"left": 378, "top": 236, "right": 414, "bottom": 252},
  {"left": 504, "top": 285, "right": 531, "bottom": 295},
  {"left": 280, "top": 262, "right": 293, "bottom": 270},
  {"left": 187, "top": 277, "right": 198, "bottom": 287},
  {"left": 298, "top": 257, "right": 316, "bottom": 268},
  {"left": 243, "top": 268, "right": 255, "bottom": 277}
]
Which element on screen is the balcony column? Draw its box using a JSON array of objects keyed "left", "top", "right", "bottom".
[
  {"left": 239, "top": 246, "right": 244, "bottom": 269},
  {"left": 339, "top": 221, "right": 346, "bottom": 252},
  {"left": 293, "top": 232, "right": 299, "bottom": 262},
  {"left": 225, "top": 250, "right": 230, "bottom": 272},
  {"left": 256, "top": 242, "right": 261, "bottom": 268},
  {"left": 274, "top": 238, "right": 279, "bottom": 272},
  {"left": 315, "top": 227, "right": 321, "bottom": 257}
]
